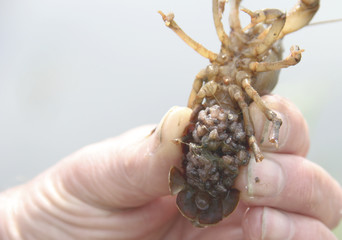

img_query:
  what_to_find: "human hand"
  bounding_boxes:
[1,95,341,240]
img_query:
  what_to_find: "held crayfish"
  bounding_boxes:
[159,0,319,227]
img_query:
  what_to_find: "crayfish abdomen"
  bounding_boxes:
[170,104,250,226]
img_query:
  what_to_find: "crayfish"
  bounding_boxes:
[159,0,319,227]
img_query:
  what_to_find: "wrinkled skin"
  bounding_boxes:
[1,96,341,240]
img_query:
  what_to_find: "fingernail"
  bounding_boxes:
[247,156,285,197]
[149,106,192,156]
[157,106,192,143]
[261,207,294,240]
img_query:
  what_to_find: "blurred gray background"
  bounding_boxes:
[0,0,341,199]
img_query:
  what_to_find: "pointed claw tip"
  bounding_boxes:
[255,154,264,162]
[269,138,279,149]
[241,8,253,16]
[158,10,165,18]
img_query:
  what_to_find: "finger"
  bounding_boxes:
[52,106,192,209]
[249,94,310,156]
[235,153,342,228]
[243,207,338,240]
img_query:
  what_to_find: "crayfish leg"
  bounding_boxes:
[278,0,320,39]
[158,11,218,62]
[187,69,206,109]
[212,0,230,49]
[240,78,282,148]
[249,46,304,72]
[243,9,286,56]
[229,0,243,33]
[228,84,264,162]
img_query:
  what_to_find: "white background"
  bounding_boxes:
[0,0,341,191]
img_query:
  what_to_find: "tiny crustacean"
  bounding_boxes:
[159,0,319,227]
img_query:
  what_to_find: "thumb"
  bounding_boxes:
[50,106,192,209]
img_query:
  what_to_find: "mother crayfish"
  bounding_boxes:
[159,0,319,227]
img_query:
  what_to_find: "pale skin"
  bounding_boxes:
[1,95,342,240]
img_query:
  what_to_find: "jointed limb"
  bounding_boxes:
[241,78,282,148]
[212,0,230,49]
[189,80,220,110]
[243,9,286,56]
[249,46,304,72]
[229,0,243,33]
[159,11,218,62]
[228,84,264,162]
[188,64,221,108]
[188,69,206,109]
